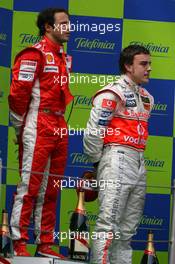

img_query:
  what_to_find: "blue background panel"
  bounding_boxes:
[0,125,8,183]
[0,8,12,67]
[13,0,68,12]
[124,0,175,22]
[147,79,174,137]
[67,16,123,74]
[6,185,16,216]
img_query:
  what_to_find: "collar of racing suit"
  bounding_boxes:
[120,74,140,94]
[42,35,64,54]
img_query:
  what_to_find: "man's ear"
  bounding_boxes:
[124,63,132,73]
[45,23,53,33]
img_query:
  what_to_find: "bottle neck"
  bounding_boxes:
[1,210,10,234]
[146,233,155,255]
[76,191,86,214]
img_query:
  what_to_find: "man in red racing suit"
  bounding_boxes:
[8,8,73,258]
[83,45,154,264]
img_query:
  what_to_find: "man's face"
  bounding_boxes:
[125,53,151,84]
[46,12,70,44]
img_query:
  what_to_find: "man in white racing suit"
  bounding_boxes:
[83,45,154,264]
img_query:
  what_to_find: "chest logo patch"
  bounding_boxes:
[44,66,59,73]
[45,52,55,64]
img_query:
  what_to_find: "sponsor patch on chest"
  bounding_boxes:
[124,92,137,107]
[141,96,151,111]
[141,96,150,104]
[45,52,55,64]
[125,99,137,107]
[43,65,59,73]
[124,92,135,99]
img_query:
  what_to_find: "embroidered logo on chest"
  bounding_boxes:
[124,92,137,108]
[141,96,150,111]
[45,52,55,64]
[43,66,59,73]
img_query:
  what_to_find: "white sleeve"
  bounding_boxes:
[9,110,24,135]
[83,91,119,163]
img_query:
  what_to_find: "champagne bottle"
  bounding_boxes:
[140,230,159,264]
[69,190,90,262]
[0,210,13,258]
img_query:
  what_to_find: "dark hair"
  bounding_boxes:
[37,8,69,36]
[119,45,150,74]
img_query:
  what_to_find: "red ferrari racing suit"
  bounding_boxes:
[9,36,73,244]
[83,75,154,264]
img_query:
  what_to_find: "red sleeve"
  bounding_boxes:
[8,48,43,116]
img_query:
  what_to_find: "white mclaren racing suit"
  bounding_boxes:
[83,75,154,264]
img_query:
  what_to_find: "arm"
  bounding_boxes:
[8,48,43,135]
[83,91,120,163]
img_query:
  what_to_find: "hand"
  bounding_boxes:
[77,170,98,202]
[83,170,96,180]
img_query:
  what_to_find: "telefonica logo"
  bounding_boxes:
[75,37,115,50]
[74,95,93,107]
[70,153,91,165]
[152,102,167,111]
[130,41,169,54]
[140,215,163,226]
[0,33,7,41]
[144,158,165,168]
[19,33,41,45]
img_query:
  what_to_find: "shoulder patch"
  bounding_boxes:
[98,119,109,126]
[101,110,112,118]
[20,60,37,72]
[102,99,116,110]
[18,71,34,81]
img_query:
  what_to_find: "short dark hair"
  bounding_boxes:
[119,45,150,74]
[37,8,69,36]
